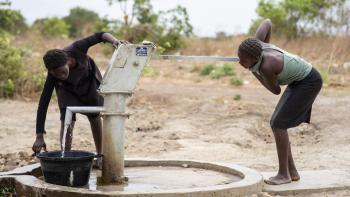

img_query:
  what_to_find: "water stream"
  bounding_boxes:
[61,124,69,157]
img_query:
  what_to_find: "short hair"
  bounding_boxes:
[238,38,262,61]
[43,49,68,70]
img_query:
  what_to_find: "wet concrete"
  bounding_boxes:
[88,166,241,192]
[0,159,263,197]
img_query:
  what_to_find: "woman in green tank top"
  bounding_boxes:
[237,19,323,185]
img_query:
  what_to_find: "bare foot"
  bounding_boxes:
[264,174,291,185]
[289,169,300,181]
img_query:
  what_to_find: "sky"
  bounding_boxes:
[10,0,259,37]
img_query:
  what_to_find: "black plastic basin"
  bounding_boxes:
[37,150,101,187]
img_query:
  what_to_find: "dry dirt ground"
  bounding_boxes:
[0,63,349,196]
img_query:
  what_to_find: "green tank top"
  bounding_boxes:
[249,45,312,85]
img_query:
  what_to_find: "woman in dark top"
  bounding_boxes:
[32,32,126,166]
[237,19,322,185]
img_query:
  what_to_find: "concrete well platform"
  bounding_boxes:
[0,159,263,197]
[262,170,350,195]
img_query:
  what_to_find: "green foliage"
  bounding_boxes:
[158,5,193,51]
[3,79,14,97]
[94,17,113,33]
[106,0,193,52]
[156,45,166,54]
[30,67,46,92]
[251,0,347,37]
[33,17,70,37]
[142,66,159,77]
[199,63,243,85]
[250,1,291,36]
[230,76,243,86]
[210,67,227,79]
[233,94,241,101]
[134,0,158,24]
[222,63,235,76]
[210,64,235,79]
[0,32,24,97]
[64,7,106,37]
[200,64,215,76]
[318,67,329,85]
[200,64,236,78]
[0,9,27,34]
[0,0,26,34]
[120,23,162,44]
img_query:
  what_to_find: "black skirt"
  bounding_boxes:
[270,67,323,129]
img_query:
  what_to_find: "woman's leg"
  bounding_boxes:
[88,115,102,154]
[288,142,300,181]
[265,128,292,185]
[60,120,75,151]
[88,115,102,169]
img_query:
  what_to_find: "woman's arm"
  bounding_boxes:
[259,65,281,95]
[36,73,55,135]
[252,72,273,91]
[33,73,55,153]
[102,32,128,47]
[260,72,281,95]
[252,72,280,94]
[255,19,272,43]
[71,32,127,54]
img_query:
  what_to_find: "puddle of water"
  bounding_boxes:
[87,166,241,192]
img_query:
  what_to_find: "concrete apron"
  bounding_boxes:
[262,170,350,195]
[0,159,263,197]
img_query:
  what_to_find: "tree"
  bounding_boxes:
[337,3,350,35]
[64,7,107,37]
[0,0,10,7]
[106,0,135,26]
[0,32,24,97]
[106,0,193,52]
[250,0,347,37]
[134,0,158,24]
[158,5,193,50]
[216,31,227,39]
[0,0,27,34]
[33,17,70,37]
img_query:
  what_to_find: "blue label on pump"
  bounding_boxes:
[136,47,148,56]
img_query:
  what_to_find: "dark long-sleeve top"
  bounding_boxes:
[36,32,105,134]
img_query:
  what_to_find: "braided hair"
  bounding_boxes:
[238,38,262,61]
[43,49,68,70]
